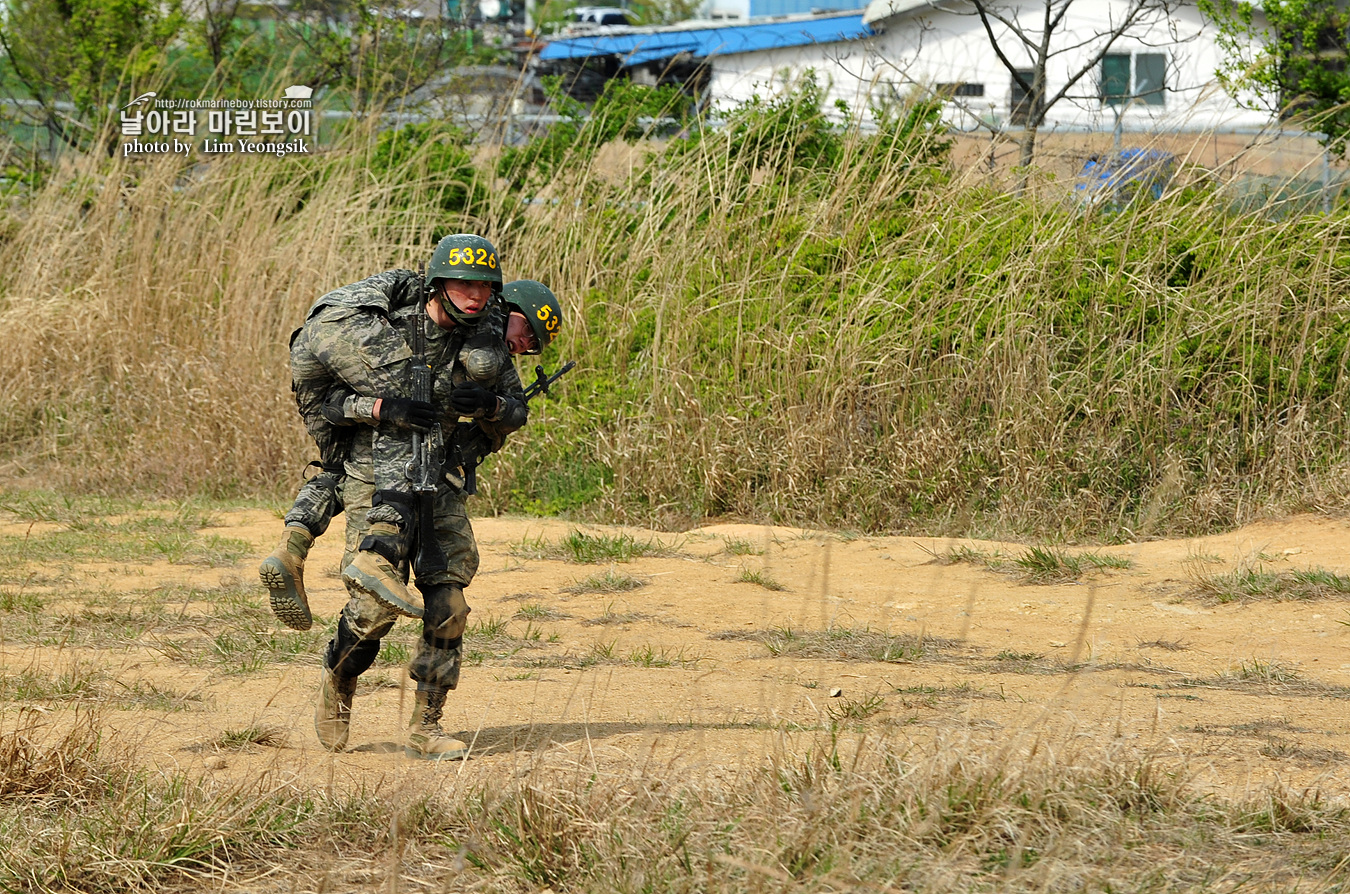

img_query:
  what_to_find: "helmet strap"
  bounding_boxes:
[440,296,490,325]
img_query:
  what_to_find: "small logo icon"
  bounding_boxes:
[284,85,313,99]
[121,91,156,110]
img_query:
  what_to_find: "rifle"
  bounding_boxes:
[452,360,576,495]
[405,262,447,590]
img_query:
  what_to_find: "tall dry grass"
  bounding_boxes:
[3,708,1349,891]
[2,95,1349,538]
[0,120,479,495]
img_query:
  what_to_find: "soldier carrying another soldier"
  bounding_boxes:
[260,234,563,759]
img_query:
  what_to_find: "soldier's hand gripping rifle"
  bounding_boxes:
[405,262,448,589]
[451,360,576,496]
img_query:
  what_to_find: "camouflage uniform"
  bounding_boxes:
[288,269,526,687]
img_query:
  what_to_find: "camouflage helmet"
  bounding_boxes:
[502,280,562,355]
[427,233,503,323]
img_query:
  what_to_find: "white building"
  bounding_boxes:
[698,0,863,23]
[705,0,1272,132]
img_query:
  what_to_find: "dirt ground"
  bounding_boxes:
[3,508,1350,796]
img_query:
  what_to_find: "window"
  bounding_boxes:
[1010,69,1040,125]
[1102,52,1166,106]
[936,82,986,97]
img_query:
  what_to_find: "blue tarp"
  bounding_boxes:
[1075,149,1175,205]
[538,14,873,67]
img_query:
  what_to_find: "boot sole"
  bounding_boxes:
[342,564,424,619]
[405,745,468,761]
[259,559,313,631]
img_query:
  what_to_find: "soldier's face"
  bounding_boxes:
[428,279,493,328]
[506,311,539,355]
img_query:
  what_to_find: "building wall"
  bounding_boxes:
[706,0,1273,132]
[700,0,866,20]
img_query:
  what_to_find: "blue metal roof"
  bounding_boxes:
[538,13,873,67]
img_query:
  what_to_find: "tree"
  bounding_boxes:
[275,0,474,109]
[958,0,1181,183]
[1200,0,1350,153]
[0,0,182,150]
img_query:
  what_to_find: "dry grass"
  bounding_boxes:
[562,569,646,594]
[1190,565,1350,603]
[715,625,953,664]
[1,105,1349,540]
[4,712,1350,891]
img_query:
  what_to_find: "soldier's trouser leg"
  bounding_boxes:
[342,487,422,618]
[316,474,403,749]
[284,470,346,538]
[262,471,345,631]
[409,584,469,691]
[406,484,480,755]
[315,591,399,751]
[335,474,408,648]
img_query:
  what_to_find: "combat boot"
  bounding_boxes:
[314,665,358,751]
[406,688,468,761]
[259,525,315,631]
[341,521,423,618]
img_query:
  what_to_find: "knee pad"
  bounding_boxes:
[357,529,404,564]
[423,584,471,645]
[410,636,462,690]
[325,614,392,678]
[371,490,414,527]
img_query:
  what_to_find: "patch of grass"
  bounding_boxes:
[1083,552,1133,570]
[357,674,402,693]
[0,587,43,612]
[189,628,327,674]
[1168,660,1350,697]
[0,580,287,649]
[920,543,996,566]
[717,625,949,663]
[922,543,1130,583]
[983,650,1063,675]
[583,603,649,626]
[893,682,995,708]
[515,603,568,621]
[0,665,106,701]
[1259,738,1347,765]
[590,640,619,661]
[0,491,145,524]
[115,681,207,712]
[0,512,249,569]
[626,644,705,668]
[469,615,512,639]
[1187,719,1307,737]
[827,693,886,723]
[213,725,288,751]
[1233,658,1304,685]
[460,616,554,665]
[563,569,646,594]
[8,695,1350,891]
[1137,639,1188,651]
[994,650,1042,662]
[722,537,762,556]
[1014,546,1131,582]
[377,641,413,666]
[734,568,786,591]
[521,639,632,670]
[512,530,675,564]
[1191,566,1350,603]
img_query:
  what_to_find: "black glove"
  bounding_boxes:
[450,382,500,418]
[379,398,436,432]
